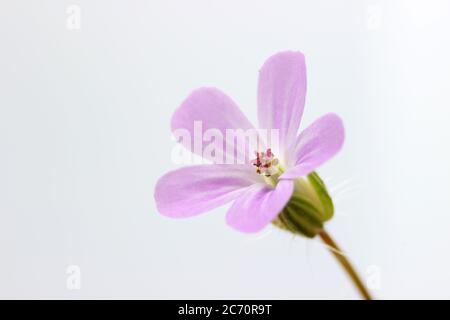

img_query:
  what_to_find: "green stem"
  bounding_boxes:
[319,230,373,300]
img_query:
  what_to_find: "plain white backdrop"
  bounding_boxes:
[1,0,450,299]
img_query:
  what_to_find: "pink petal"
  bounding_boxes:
[257,51,307,154]
[226,180,294,233]
[281,113,345,179]
[155,164,262,218]
[171,88,257,164]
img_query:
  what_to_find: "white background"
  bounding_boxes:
[1,0,450,299]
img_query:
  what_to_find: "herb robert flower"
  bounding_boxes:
[154,51,372,299]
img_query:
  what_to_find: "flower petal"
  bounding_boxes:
[257,51,307,154]
[155,164,262,218]
[171,87,258,164]
[226,180,294,233]
[281,113,345,179]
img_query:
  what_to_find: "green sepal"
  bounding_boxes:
[272,171,334,238]
[307,171,334,222]
[274,194,323,238]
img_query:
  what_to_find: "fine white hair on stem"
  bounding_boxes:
[322,175,362,217]
[328,177,361,201]
[320,242,347,257]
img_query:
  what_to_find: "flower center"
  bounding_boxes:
[251,148,279,177]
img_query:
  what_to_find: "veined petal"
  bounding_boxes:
[226,180,294,233]
[257,51,307,155]
[171,88,259,164]
[155,164,262,218]
[281,113,345,180]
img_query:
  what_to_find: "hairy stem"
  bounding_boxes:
[319,230,373,300]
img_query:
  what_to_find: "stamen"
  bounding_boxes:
[251,148,279,177]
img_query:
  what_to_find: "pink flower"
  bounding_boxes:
[154,51,345,233]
